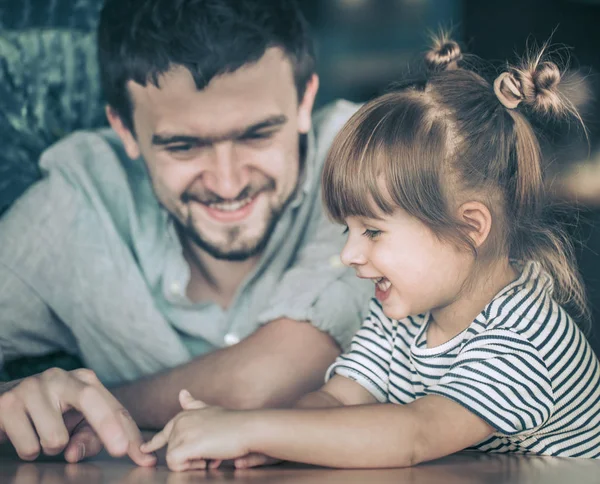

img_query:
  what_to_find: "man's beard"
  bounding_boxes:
[177,178,292,261]
[179,203,285,261]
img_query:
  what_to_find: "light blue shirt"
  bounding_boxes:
[0,100,372,384]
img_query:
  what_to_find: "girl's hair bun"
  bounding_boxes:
[425,36,462,71]
[495,47,581,120]
[516,60,563,115]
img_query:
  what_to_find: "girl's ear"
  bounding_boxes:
[458,201,492,248]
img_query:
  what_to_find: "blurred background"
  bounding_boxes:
[304,0,600,354]
[305,0,600,110]
[1,0,600,355]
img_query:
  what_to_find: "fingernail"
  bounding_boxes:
[77,443,86,462]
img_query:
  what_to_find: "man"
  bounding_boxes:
[0,0,370,466]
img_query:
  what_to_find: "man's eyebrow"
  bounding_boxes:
[151,134,208,146]
[240,115,288,136]
[151,115,288,147]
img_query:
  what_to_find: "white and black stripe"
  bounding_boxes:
[327,261,600,458]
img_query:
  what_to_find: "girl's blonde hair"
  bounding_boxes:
[323,36,589,325]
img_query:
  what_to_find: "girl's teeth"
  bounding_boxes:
[376,279,391,291]
[209,196,253,212]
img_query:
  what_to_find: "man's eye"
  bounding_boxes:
[242,131,274,141]
[362,229,382,240]
[166,144,193,152]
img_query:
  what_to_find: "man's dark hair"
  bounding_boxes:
[98,0,316,132]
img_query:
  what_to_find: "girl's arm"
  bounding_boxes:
[249,394,494,468]
[149,393,495,470]
[232,374,378,468]
[295,375,379,408]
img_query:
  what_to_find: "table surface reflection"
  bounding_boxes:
[2,445,600,484]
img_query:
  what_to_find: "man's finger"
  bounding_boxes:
[1,400,40,461]
[65,373,155,465]
[20,386,70,456]
[117,409,157,467]
[64,422,104,463]
[56,378,130,457]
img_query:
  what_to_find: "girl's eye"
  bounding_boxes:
[362,229,382,240]
[342,226,349,235]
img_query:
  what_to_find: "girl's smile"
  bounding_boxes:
[374,277,392,301]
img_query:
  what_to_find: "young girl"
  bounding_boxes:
[141,37,600,471]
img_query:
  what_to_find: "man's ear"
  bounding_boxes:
[458,201,493,248]
[105,105,141,160]
[297,74,319,134]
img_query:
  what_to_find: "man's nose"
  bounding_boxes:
[204,142,246,199]
[340,236,368,267]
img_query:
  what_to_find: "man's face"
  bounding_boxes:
[110,48,317,260]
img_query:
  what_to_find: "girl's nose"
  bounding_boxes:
[340,237,368,267]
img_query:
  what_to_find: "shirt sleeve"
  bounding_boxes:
[324,299,395,402]
[0,259,78,372]
[425,329,555,436]
[0,176,81,373]
[257,204,372,350]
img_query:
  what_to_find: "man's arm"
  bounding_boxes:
[111,317,340,428]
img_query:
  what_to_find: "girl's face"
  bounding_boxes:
[340,208,475,321]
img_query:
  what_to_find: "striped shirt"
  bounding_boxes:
[327,261,600,458]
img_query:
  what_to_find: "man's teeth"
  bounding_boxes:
[209,196,253,212]
[375,278,391,292]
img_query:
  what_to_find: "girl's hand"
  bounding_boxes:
[179,391,281,470]
[180,393,280,470]
[234,453,282,469]
[140,389,254,472]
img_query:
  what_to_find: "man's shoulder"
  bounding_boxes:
[312,99,361,152]
[0,128,152,258]
[39,128,133,184]
[37,129,153,226]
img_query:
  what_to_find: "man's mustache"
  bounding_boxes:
[182,178,276,205]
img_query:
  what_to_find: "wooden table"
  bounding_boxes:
[2,447,600,484]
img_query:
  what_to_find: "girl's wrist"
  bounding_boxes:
[242,409,278,456]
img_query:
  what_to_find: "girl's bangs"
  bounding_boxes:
[323,105,400,224]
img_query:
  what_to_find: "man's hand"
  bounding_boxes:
[0,368,156,466]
